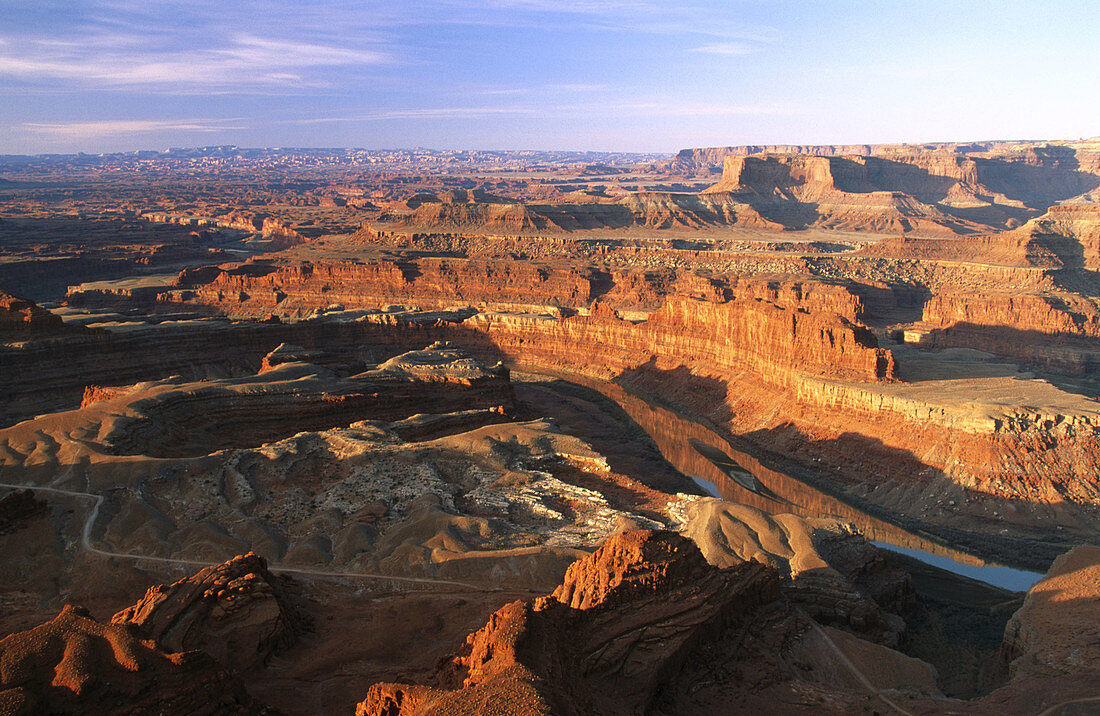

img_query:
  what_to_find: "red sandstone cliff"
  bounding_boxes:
[357,530,787,715]
[358,529,941,715]
[0,291,84,341]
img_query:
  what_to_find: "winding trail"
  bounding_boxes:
[797,608,915,716]
[0,482,490,591]
[1036,695,1100,716]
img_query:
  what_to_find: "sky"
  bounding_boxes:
[1,0,1097,154]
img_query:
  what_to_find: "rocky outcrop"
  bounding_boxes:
[679,500,909,646]
[471,294,895,384]
[358,530,784,715]
[995,545,1100,682]
[697,143,1100,236]
[179,257,596,315]
[0,291,83,341]
[358,530,941,715]
[112,552,300,671]
[661,144,881,175]
[94,343,514,458]
[0,604,258,715]
[918,291,1100,374]
[704,155,970,236]
[258,343,325,373]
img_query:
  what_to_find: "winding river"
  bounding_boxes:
[521,372,1045,591]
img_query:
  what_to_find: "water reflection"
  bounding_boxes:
[535,373,1045,589]
[688,438,791,504]
[872,542,1043,592]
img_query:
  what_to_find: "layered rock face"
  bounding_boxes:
[0,313,506,427]
[368,140,1099,236]
[13,260,1100,534]
[177,257,596,315]
[469,294,894,384]
[662,143,883,175]
[701,152,1085,237]
[1,267,889,423]
[172,259,892,383]
[0,604,258,715]
[919,290,1100,374]
[996,545,1100,683]
[69,343,514,459]
[0,290,85,341]
[679,499,909,646]
[358,530,938,715]
[112,552,300,671]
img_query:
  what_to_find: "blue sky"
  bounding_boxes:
[1,0,1097,154]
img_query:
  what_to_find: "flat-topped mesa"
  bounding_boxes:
[1013,202,1100,268]
[701,149,1100,235]
[705,154,838,194]
[95,343,515,458]
[668,138,1100,177]
[388,200,554,233]
[0,290,85,341]
[175,258,596,316]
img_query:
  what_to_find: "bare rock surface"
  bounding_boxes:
[112,552,301,671]
[358,530,942,715]
[0,604,259,715]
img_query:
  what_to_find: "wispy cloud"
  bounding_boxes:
[690,41,756,56]
[275,100,791,126]
[0,32,388,92]
[473,83,608,96]
[279,107,539,124]
[600,101,794,117]
[21,119,245,138]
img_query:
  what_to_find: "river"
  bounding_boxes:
[520,372,1046,592]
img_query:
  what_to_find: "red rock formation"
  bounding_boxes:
[162,258,894,384]
[258,343,325,373]
[112,552,300,671]
[358,530,947,715]
[917,545,1100,713]
[995,545,1100,683]
[80,384,135,407]
[0,290,77,341]
[96,343,515,458]
[178,258,595,315]
[918,290,1100,373]
[0,604,258,714]
[472,294,895,384]
[358,530,785,715]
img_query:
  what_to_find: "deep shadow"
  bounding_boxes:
[848,281,933,326]
[608,358,1089,571]
[3,311,1094,572]
[0,216,256,301]
[920,322,1100,389]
